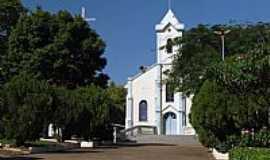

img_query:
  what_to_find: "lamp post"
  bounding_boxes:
[214,28,231,61]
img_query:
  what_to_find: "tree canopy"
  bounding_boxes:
[0,0,25,34]
[170,22,270,152]
[4,9,109,88]
[209,43,270,130]
[0,0,25,83]
[170,23,270,95]
[0,2,127,146]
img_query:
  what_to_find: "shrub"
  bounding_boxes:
[191,80,241,152]
[1,73,54,146]
[52,85,112,141]
[191,80,270,153]
[0,73,126,144]
[230,147,270,160]
[240,129,270,148]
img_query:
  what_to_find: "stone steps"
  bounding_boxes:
[129,135,200,146]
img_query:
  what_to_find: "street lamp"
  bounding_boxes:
[214,28,231,61]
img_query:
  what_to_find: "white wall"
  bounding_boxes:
[131,66,159,127]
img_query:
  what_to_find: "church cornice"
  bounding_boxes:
[155,22,184,32]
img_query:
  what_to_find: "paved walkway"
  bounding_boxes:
[2,144,214,160]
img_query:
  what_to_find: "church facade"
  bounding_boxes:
[125,9,195,135]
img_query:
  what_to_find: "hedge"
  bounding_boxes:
[230,147,270,160]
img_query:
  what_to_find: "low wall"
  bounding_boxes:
[212,149,229,160]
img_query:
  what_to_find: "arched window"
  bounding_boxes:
[166,38,173,53]
[139,100,148,121]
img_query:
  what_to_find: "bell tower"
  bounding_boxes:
[155,9,184,64]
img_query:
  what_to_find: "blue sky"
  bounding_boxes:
[22,0,270,84]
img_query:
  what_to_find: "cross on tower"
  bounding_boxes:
[81,6,96,23]
[168,0,172,10]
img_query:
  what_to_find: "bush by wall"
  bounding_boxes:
[190,80,241,152]
[230,147,270,160]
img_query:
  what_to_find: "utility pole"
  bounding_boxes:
[214,28,231,61]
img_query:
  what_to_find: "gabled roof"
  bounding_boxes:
[127,63,158,82]
[155,9,184,31]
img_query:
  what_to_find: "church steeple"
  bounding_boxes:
[155,9,184,32]
[155,8,184,64]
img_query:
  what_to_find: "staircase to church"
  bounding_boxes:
[128,135,200,146]
[119,126,199,146]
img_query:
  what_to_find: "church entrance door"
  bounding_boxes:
[164,112,177,135]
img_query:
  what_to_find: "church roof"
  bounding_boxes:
[155,9,184,31]
[127,63,158,82]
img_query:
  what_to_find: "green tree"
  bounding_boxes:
[170,23,270,95]
[169,25,220,95]
[0,0,25,83]
[52,85,111,141]
[0,91,4,138]
[51,84,126,142]
[106,83,126,125]
[1,73,53,146]
[5,9,108,88]
[210,43,270,130]
[191,24,270,152]
[0,0,25,34]
[50,87,80,141]
[191,80,241,152]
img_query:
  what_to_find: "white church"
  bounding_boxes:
[125,8,195,136]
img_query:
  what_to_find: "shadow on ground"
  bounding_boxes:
[114,143,177,147]
[36,149,104,154]
[1,143,178,160]
[32,143,177,154]
[0,157,43,160]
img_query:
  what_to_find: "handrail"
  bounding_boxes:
[120,125,157,133]
[120,125,157,134]
[111,123,125,128]
[117,125,158,141]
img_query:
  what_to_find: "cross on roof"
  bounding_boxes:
[168,0,172,10]
[81,7,96,23]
